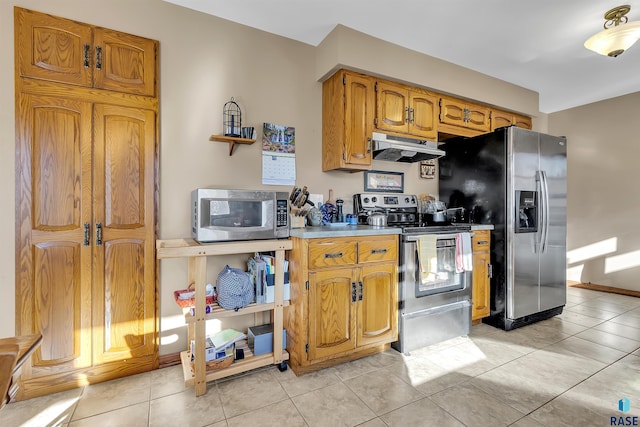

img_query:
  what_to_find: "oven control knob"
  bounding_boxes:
[372,197,377,203]
[363,197,370,204]
[405,197,410,203]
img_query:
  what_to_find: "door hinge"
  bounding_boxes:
[305,280,309,290]
[305,344,309,353]
[375,82,378,92]
[374,117,378,126]
[488,264,493,279]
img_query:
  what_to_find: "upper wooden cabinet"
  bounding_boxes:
[322,70,375,171]
[375,81,438,140]
[439,96,491,134]
[491,109,533,131]
[321,69,533,170]
[16,7,157,97]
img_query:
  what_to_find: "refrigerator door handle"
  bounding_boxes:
[539,170,550,253]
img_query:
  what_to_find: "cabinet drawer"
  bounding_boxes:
[472,230,490,252]
[358,237,398,264]
[308,240,357,269]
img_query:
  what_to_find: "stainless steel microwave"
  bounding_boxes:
[191,189,289,243]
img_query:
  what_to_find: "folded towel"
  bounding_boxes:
[462,232,473,272]
[417,235,438,281]
[455,232,473,272]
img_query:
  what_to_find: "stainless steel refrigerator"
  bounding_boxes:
[439,126,567,330]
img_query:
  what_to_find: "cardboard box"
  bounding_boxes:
[247,324,286,356]
[190,339,234,362]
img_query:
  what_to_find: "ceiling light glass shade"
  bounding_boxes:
[584,21,640,57]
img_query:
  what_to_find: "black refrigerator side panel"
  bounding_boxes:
[439,128,508,326]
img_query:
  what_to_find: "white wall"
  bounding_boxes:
[549,92,640,292]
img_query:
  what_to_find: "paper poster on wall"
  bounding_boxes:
[261,123,296,186]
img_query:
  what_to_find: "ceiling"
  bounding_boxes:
[163,0,640,113]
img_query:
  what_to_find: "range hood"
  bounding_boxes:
[371,132,445,163]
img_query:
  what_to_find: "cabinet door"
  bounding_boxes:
[409,91,438,139]
[472,251,491,320]
[16,7,93,87]
[376,81,409,134]
[465,103,491,132]
[92,104,157,364]
[513,114,532,130]
[357,264,398,347]
[344,73,375,166]
[491,110,514,131]
[439,97,466,127]
[93,28,157,97]
[308,269,357,360]
[16,94,94,377]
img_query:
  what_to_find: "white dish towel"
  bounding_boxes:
[455,232,473,273]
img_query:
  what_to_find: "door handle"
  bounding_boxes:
[83,223,90,246]
[405,107,410,123]
[95,46,103,70]
[358,281,363,301]
[540,170,550,254]
[370,248,388,255]
[352,282,357,303]
[96,222,103,246]
[83,44,90,68]
[324,252,343,259]
[367,137,371,154]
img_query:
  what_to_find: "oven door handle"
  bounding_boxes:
[403,232,474,242]
[401,300,471,319]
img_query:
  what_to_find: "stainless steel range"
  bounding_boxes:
[354,193,473,355]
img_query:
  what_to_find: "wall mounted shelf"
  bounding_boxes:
[209,135,255,156]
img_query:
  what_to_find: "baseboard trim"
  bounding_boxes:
[567,281,640,298]
[159,352,182,369]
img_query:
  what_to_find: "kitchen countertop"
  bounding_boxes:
[289,225,402,239]
[289,223,493,239]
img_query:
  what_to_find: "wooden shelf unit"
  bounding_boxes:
[156,238,292,396]
[209,135,256,156]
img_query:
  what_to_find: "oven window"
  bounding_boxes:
[415,238,464,297]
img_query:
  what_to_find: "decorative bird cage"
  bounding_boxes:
[223,97,242,137]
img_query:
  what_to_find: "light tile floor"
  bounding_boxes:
[2,286,640,426]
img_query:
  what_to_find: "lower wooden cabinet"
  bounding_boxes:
[287,235,398,374]
[472,230,492,321]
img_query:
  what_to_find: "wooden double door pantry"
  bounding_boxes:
[14,7,158,399]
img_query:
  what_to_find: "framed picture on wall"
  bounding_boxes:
[420,159,437,179]
[364,170,404,193]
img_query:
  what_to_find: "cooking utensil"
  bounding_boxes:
[290,186,299,202]
[293,185,307,207]
[367,212,387,227]
[326,189,334,206]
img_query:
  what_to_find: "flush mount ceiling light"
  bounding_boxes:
[584,5,640,57]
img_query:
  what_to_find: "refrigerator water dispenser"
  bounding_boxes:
[515,190,537,233]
